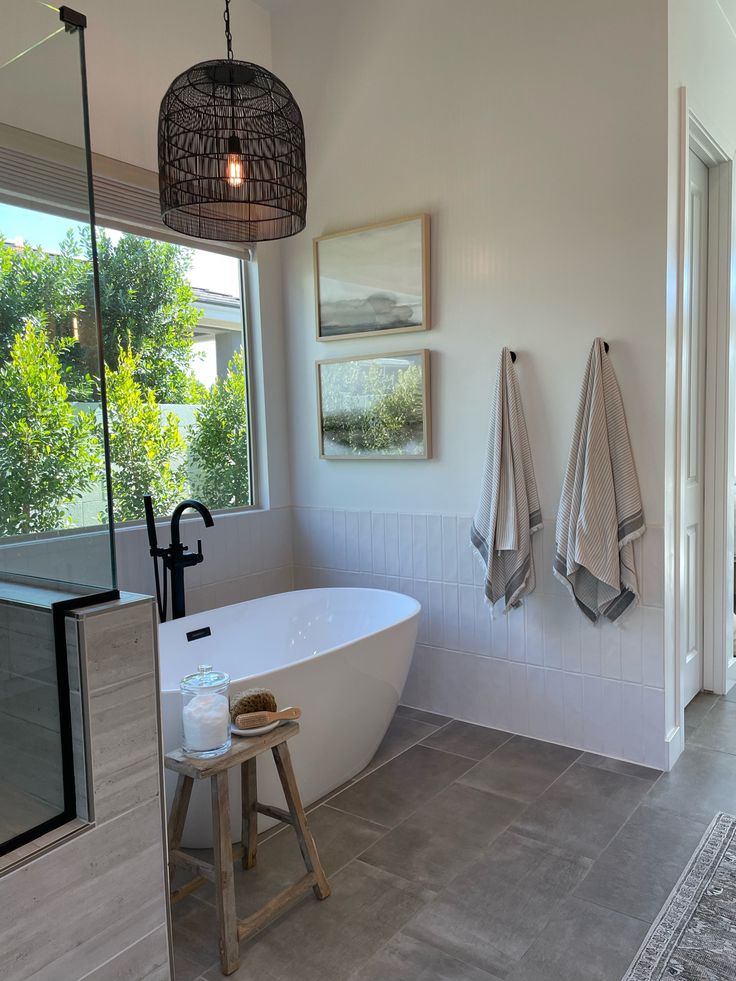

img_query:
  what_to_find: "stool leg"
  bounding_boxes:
[167,774,193,884]
[272,742,331,900]
[241,758,258,870]
[211,771,239,975]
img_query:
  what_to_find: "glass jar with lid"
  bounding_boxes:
[180,664,231,758]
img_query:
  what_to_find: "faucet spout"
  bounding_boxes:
[170,499,215,548]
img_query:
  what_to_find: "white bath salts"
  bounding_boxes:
[182,692,230,752]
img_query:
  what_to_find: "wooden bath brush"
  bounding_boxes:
[230,687,277,722]
[234,707,302,730]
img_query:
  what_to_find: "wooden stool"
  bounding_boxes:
[165,722,330,976]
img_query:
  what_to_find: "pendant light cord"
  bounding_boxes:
[223,0,234,60]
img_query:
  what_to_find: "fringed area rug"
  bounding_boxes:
[622,812,736,979]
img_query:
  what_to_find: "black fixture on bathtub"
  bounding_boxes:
[144,496,214,622]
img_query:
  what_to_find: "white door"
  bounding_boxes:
[682,149,709,707]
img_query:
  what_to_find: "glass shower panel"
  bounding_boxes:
[0,7,115,856]
[0,3,116,591]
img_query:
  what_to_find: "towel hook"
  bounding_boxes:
[603,341,610,353]
[509,351,517,363]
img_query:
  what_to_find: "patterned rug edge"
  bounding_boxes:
[621,810,736,981]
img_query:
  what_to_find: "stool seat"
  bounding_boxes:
[165,721,330,976]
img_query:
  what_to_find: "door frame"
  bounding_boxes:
[668,88,735,766]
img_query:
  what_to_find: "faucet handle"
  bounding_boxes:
[196,539,204,563]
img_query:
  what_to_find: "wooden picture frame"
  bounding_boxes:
[316,349,432,460]
[313,214,430,341]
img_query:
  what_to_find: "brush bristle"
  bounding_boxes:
[230,687,277,721]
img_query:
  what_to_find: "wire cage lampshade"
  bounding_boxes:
[158,3,306,243]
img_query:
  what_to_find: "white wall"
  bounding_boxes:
[271,0,671,766]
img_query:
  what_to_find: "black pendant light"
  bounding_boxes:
[158,0,306,243]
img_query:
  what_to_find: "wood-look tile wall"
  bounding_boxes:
[0,594,172,981]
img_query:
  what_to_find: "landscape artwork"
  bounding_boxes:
[314,215,430,340]
[316,350,431,459]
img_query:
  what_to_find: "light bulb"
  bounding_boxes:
[226,134,245,187]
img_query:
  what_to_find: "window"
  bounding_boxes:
[0,201,254,541]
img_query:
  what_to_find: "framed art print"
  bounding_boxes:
[313,214,430,341]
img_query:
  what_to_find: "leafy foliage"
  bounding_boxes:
[0,229,201,402]
[321,362,424,453]
[188,349,250,509]
[0,323,102,535]
[104,347,187,523]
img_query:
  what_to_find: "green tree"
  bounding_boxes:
[0,323,101,535]
[188,349,250,509]
[0,229,201,402]
[104,347,187,523]
[93,230,201,402]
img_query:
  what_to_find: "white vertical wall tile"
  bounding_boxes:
[458,585,475,653]
[457,516,474,585]
[428,580,445,649]
[412,579,430,645]
[318,508,334,567]
[508,662,529,735]
[412,515,428,580]
[561,604,582,674]
[620,609,643,683]
[542,597,564,670]
[332,509,347,570]
[384,512,400,576]
[371,512,386,575]
[600,679,622,759]
[583,675,605,754]
[563,673,584,748]
[508,606,526,662]
[398,514,414,578]
[601,625,622,680]
[526,665,546,739]
[641,607,665,688]
[580,618,602,676]
[544,670,565,744]
[359,511,373,573]
[525,598,544,665]
[426,514,443,580]
[642,687,666,769]
[442,515,458,583]
[482,657,512,733]
[620,683,644,763]
[473,588,492,656]
[443,583,459,651]
[345,510,360,572]
[490,605,508,660]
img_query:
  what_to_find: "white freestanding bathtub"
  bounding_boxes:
[158,587,420,847]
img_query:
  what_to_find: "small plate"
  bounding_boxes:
[231,720,280,738]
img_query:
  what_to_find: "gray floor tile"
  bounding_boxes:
[329,745,475,827]
[172,898,220,977]
[350,932,497,981]
[688,698,736,754]
[404,830,591,977]
[421,720,511,760]
[358,715,440,776]
[458,735,580,803]
[684,691,719,728]
[574,803,710,922]
[513,761,652,859]
[646,744,736,822]
[202,860,434,981]
[724,686,736,702]
[360,783,524,890]
[396,705,453,727]
[505,897,648,981]
[578,752,661,783]
[180,804,388,918]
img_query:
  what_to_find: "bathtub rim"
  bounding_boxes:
[157,586,421,694]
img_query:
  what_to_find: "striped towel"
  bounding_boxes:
[471,348,542,610]
[554,338,645,622]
